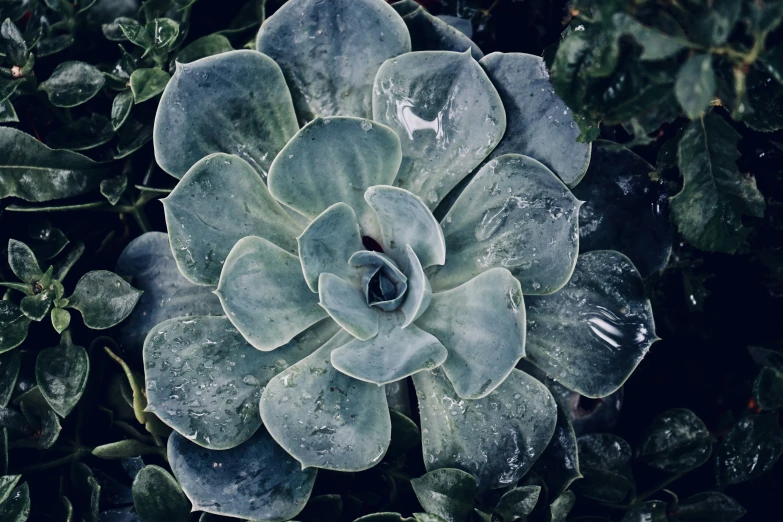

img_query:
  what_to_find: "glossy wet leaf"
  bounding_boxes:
[716,414,783,485]
[0,304,31,351]
[318,273,379,341]
[410,468,476,522]
[257,0,410,122]
[8,239,41,284]
[332,312,446,385]
[638,408,712,473]
[0,483,29,522]
[268,117,401,237]
[373,50,505,209]
[480,53,589,187]
[525,251,657,398]
[298,203,364,292]
[175,34,233,64]
[619,501,667,522]
[35,333,89,417]
[434,154,579,295]
[675,54,715,120]
[531,405,581,497]
[677,492,746,522]
[413,368,557,489]
[164,153,302,285]
[260,331,391,471]
[132,465,191,522]
[365,185,445,268]
[392,2,483,61]
[145,315,337,449]
[753,366,783,410]
[1,18,26,65]
[572,434,633,503]
[66,270,142,329]
[47,114,116,151]
[671,113,765,253]
[39,61,105,107]
[130,68,170,103]
[0,351,20,407]
[494,485,540,521]
[217,236,327,351]
[0,127,110,202]
[168,428,316,521]
[572,141,672,277]
[154,50,299,179]
[115,232,223,363]
[417,268,525,399]
[0,475,20,506]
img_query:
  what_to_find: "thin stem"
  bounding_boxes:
[104,346,148,426]
[115,421,154,444]
[15,449,89,475]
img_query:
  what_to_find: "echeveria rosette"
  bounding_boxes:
[135,0,664,518]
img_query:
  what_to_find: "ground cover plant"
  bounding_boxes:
[1,1,782,522]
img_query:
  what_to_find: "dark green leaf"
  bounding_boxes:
[8,239,41,284]
[0,475,20,505]
[103,17,139,41]
[410,468,476,522]
[100,174,128,205]
[114,118,153,159]
[111,90,134,130]
[690,0,741,46]
[716,414,783,485]
[494,486,540,521]
[675,54,715,120]
[26,221,69,261]
[53,242,85,281]
[742,64,783,132]
[386,408,421,459]
[754,366,783,410]
[0,128,110,202]
[572,433,634,503]
[0,483,29,522]
[549,491,575,522]
[129,68,170,103]
[1,18,26,65]
[531,405,581,497]
[0,428,6,474]
[175,33,232,64]
[35,331,90,417]
[66,270,142,329]
[36,34,75,57]
[637,408,712,472]
[676,492,746,522]
[0,351,20,407]
[39,61,106,107]
[51,307,71,334]
[0,99,18,123]
[47,114,116,151]
[0,301,29,353]
[132,465,191,522]
[37,408,61,449]
[619,501,667,522]
[671,113,765,253]
[20,291,53,321]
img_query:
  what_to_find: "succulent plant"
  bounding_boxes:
[120,0,664,520]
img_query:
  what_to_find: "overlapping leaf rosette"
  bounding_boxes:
[116,0,667,520]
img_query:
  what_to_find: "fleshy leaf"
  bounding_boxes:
[572,141,672,277]
[494,485,541,521]
[132,465,191,522]
[572,434,633,503]
[8,239,42,284]
[373,50,506,209]
[154,50,299,179]
[0,302,30,353]
[480,53,590,187]
[0,351,20,407]
[35,332,90,417]
[298,203,364,292]
[130,67,170,103]
[637,408,712,473]
[413,368,557,489]
[531,405,581,497]
[549,491,576,522]
[365,185,445,268]
[525,251,657,398]
[392,3,483,60]
[256,0,411,121]
[416,268,525,399]
[168,429,316,521]
[754,366,783,410]
[671,113,765,253]
[318,273,379,341]
[433,154,579,295]
[39,61,105,107]
[410,468,477,522]
[331,312,446,385]
[66,270,142,329]
[145,316,337,450]
[400,245,432,327]
[620,501,668,522]
[115,232,223,364]
[675,54,715,120]
[677,492,746,522]
[268,117,401,238]
[163,153,303,286]
[0,483,29,522]
[20,291,53,321]
[716,414,783,486]
[0,127,110,203]
[260,331,391,471]
[216,236,327,351]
